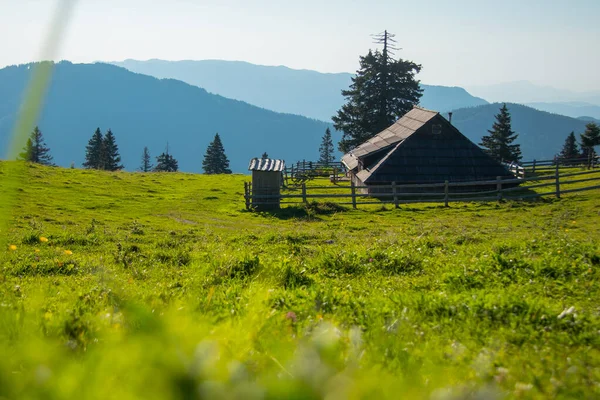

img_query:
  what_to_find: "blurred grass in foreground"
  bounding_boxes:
[0,163,599,399]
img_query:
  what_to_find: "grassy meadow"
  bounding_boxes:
[0,161,599,399]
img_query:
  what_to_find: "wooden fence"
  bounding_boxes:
[244,166,600,210]
[522,156,598,174]
[284,160,346,185]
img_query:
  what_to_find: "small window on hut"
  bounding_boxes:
[432,124,442,135]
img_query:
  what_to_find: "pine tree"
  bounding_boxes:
[558,132,579,165]
[19,126,53,165]
[83,128,105,169]
[261,152,269,159]
[580,122,600,168]
[154,144,178,172]
[202,133,232,174]
[102,129,123,171]
[140,146,153,172]
[318,127,335,165]
[479,104,522,162]
[333,31,422,153]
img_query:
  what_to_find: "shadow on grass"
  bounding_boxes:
[243,186,557,219]
[244,201,348,220]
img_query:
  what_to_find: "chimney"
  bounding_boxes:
[448,112,453,124]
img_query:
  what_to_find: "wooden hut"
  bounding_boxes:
[341,107,516,193]
[248,158,285,210]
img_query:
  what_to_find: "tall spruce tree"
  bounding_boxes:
[83,128,105,169]
[19,126,54,165]
[558,132,579,165]
[202,133,232,174]
[140,146,153,172]
[102,129,123,171]
[261,152,269,159]
[318,127,335,165]
[154,144,178,172]
[333,31,422,152]
[479,103,522,162]
[580,122,600,168]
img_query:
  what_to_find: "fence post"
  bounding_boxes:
[444,180,449,207]
[302,182,307,204]
[496,176,503,201]
[303,159,306,171]
[392,181,398,208]
[333,167,337,183]
[532,159,536,174]
[555,163,561,199]
[244,182,250,210]
[350,180,357,209]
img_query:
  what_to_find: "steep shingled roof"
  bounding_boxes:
[341,107,439,171]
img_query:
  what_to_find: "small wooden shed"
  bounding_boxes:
[248,158,285,210]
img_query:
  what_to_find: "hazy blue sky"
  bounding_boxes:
[1,0,599,91]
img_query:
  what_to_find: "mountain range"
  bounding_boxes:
[0,60,596,173]
[111,59,489,121]
[0,62,334,173]
[111,59,595,159]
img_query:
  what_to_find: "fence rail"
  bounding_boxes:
[244,166,600,210]
[521,156,599,173]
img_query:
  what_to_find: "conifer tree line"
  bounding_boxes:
[479,103,522,163]
[202,133,232,174]
[558,123,600,167]
[19,126,54,166]
[153,144,179,172]
[318,127,335,165]
[333,30,422,153]
[83,128,123,171]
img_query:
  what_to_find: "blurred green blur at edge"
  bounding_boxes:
[1,0,77,247]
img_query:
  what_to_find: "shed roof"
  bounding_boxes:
[248,158,285,172]
[341,107,438,170]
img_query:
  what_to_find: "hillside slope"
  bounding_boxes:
[451,103,590,160]
[111,59,489,120]
[0,62,334,172]
[1,162,599,398]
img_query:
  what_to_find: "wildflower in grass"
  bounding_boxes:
[9,244,17,251]
[64,250,73,255]
[571,221,577,224]
[39,237,48,243]
[34,249,40,253]
[285,311,297,323]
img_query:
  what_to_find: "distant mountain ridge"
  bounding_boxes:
[467,81,600,106]
[110,59,596,161]
[451,103,591,160]
[0,62,335,173]
[110,59,489,121]
[525,102,600,120]
[1,61,595,171]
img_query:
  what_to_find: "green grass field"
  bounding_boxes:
[1,161,599,399]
